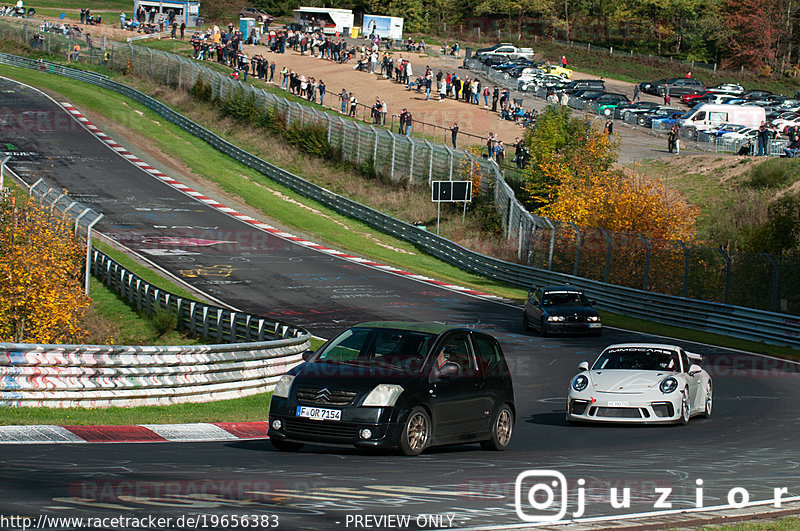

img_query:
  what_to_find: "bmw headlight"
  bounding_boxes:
[273,375,295,399]
[587,315,600,322]
[660,377,678,394]
[362,384,404,407]
[572,375,589,392]
[548,315,566,322]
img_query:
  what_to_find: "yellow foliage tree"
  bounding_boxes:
[0,193,90,343]
[540,168,699,242]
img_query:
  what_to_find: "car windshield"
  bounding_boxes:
[314,327,435,372]
[542,291,587,306]
[592,348,680,371]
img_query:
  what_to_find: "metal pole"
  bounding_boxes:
[84,214,104,295]
[436,200,441,235]
[0,155,11,190]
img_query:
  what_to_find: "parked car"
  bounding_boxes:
[617,101,660,120]
[477,45,535,62]
[709,83,745,95]
[544,65,573,78]
[652,110,688,129]
[268,322,516,456]
[706,123,751,137]
[565,79,605,92]
[522,286,602,336]
[567,343,712,424]
[239,7,272,23]
[593,93,631,116]
[638,78,670,95]
[679,103,766,132]
[658,78,706,97]
[637,107,683,127]
[474,42,515,56]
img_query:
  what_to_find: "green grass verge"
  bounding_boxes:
[0,392,272,425]
[688,516,800,530]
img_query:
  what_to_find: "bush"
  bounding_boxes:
[223,89,259,124]
[191,78,213,102]
[149,304,178,337]
[746,158,800,189]
[285,121,331,158]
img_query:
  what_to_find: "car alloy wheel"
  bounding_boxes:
[679,391,690,425]
[400,407,431,456]
[481,405,514,450]
[637,117,646,126]
[703,383,713,417]
[603,108,611,116]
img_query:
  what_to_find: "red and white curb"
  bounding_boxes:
[61,103,506,302]
[0,422,269,444]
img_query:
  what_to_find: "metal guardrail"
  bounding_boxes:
[1,170,310,408]
[1,51,798,348]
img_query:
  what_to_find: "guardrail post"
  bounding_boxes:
[570,222,582,276]
[677,240,690,298]
[717,248,731,305]
[763,253,779,312]
[638,234,651,291]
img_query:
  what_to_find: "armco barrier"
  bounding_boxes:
[1,176,310,408]
[1,53,798,348]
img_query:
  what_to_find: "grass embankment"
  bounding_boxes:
[2,58,798,362]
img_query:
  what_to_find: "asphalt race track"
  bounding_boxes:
[1,76,799,530]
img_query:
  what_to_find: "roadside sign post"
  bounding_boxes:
[431,181,472,235]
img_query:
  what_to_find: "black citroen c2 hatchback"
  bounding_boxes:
[268,322,515,456]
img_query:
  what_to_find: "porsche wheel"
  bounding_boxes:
[481,405,514,451]
[702,383,713,418]
[679,391,690,425]
[400,407,431,456]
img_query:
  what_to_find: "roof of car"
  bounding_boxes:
[603,343,682,352]
[354,321,458,334]
[540,285,585,293]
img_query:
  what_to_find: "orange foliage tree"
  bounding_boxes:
[0,193,90,343]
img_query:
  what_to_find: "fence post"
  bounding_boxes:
[178,59,183,88]
[638,234,651,291]
[326,113,332,144]
[600,228,611,283]
[372,126,379,163]
[390,135,396,179]
[148,47,153,76]
[426,140,434,183]
[677,240,690,298]
[570,222,582,276]
[717,248,731,305]
[408,139,415,182]
[763,253,779,312]
[354,122,361,163]
[448,147,454,180]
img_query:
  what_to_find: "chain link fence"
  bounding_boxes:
[3,18,799,316]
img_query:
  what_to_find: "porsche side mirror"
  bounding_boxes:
[688,363,702,376]
[438,362,460,378]
[301,350,315,361]
[578,361,589,371]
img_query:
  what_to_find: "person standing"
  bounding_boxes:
[561,55,567,68]
[757,121,768,156]
[633,85,640,102]
[381,99,387,125]
[451,123,459,148]
[319,80,326,105]
[492,86,499,112]
[180,21,185,39]
[348,93,358,117]
[404,109,413,136]
[667,125,677,153]
[340,88,349,113]
[495,141,505,165]
[119,11,126,29]
[269,61,276,83]
[514,137,524,168]
[604,119,613,136]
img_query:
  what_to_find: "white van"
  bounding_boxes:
[679,104,766,132]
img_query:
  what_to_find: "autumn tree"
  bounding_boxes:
[522,104,618,211]
[0,193,90,343]
[723,0,789,70]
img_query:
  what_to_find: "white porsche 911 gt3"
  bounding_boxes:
[567,343,712,424]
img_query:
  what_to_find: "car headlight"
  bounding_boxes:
[572,375,589,392]
[273,375,295,399]
[660,377,678,394]
[548,315,565,322]
[587,315,600,322]
[362,384,404,407]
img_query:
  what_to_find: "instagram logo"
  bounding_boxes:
[514,470,568,522]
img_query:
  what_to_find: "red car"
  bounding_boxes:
[680,90,713,105]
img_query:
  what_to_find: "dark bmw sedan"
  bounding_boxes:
[268,322,515,456]
[523,286,602,336]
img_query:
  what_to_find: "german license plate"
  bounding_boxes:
[589,323,602,328]
[608,401,629,407]
[296,406,342,421]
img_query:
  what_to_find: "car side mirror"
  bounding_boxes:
[688,364,702,375]
[438,362,460,378]
[301,350,315,361]
[578,361,589,371]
